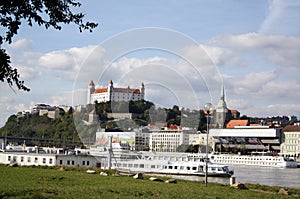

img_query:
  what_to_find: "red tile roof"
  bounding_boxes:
[169,124,179,130]
[230,110,240,114]
[283,125,300,132]
[94,88,108,93]
[94,87,141,94]
[113,88,141,94]
[226,120,248,128]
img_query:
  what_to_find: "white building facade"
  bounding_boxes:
[0,152,100,168]
[281,126,300,156]
[149,128,199,152]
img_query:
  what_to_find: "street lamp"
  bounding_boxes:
[204,102,213,186]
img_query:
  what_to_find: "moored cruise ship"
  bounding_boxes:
[209,152,298,168]
[111,151,233,177]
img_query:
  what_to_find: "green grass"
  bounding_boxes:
[0,165,299,199]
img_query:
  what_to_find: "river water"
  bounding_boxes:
[153,166,300,189]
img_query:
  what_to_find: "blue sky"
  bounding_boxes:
[1,0,300,127]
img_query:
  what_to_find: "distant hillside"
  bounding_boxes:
[0,110,78,142]
[0,100,209,146]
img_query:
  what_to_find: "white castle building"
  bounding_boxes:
[87,80,145,104]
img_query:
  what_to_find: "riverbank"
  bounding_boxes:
[0,165,299,198]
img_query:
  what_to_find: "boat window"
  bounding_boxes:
[174,166,178,169]
[43,158,46,164]
[169,166,173,169]
[180,166,184,170]
[27,157,31,163]
[140,164,144,168]
[134,164,138,168]
[49,158,53,164]
[211,167,216,171]
[151,165,155,168]
[8,156,11,161]
[128,164,133,167]
[187,167,190,170]
[192,167,197,170]
[21,156,24,162]
[123,163,127,167]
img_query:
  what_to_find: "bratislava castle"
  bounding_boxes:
[87,80,145,104]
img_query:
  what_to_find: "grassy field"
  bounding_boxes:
[0,165,299,199]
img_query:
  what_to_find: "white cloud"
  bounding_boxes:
[257,80,300,101]
[9,38,34,50]
[209,33,300,69]
[259,0,300,36]
[229,71,278,94]
[244,103,300,118]
[50,89,87,107]
[17,66,42,80]
[39,51,75,70]
[201,45,242,67]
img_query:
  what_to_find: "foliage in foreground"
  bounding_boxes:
[0,165,299,199]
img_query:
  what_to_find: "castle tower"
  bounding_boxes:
[107,80,114,101]
[87,80,95,104]
[215,84,228,128]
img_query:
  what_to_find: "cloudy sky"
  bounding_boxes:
[1,0,300,127]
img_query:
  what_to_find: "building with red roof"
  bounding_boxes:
[226,120,249,128]
[87,80,145,104]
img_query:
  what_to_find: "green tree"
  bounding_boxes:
[0,0,98,91]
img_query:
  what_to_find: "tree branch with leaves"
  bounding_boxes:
[0,0,98,91]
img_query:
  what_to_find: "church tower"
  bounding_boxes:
[215,84,228,128]
[140,82,145,99]
[87,80,95,104]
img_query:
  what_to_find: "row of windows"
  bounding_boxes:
[116,163,198,171]
[7,156,93,167]
[153,134,180,137]
[8,156,53,164]
[286,133,300,138]
[152,139,179,142]
[151,142,180,146]
[215,160,278,166]
[284,146,300,151]
[58,159,90,166]
[285,140,300,144]
[215,156,282,162]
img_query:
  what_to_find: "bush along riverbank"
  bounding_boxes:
[0,165,299,198]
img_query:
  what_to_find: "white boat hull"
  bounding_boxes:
[209,154,298,168]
